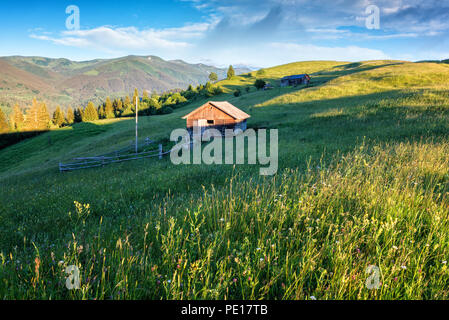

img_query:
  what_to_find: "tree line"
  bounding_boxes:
[0,81,224,134]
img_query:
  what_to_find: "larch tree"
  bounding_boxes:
[66,107,74,125]
[124,95,132,110]
[52,106,65,127]
[12,104,24,131]
[24,98,40,131]
[227,65,235,80]
[98,105,106,119]
[38,102,50,130]
[132,88,139,112]
[104,97,114,119]
[83,102,99,122]
[142,90,149,100]
[0,108,9,134]
[113,99,124,117]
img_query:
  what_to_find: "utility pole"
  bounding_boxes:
[135,96,138,154]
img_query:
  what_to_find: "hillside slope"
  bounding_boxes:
[0,60,448,299]
[0,55,251,111]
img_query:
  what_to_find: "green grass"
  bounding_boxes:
[0,60,448,299]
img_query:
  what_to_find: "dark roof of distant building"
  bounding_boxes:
[281,74,310,80]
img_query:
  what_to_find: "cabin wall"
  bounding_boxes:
[185,102,248,137]
[186,103,237,129]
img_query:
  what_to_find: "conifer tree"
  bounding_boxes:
[66,107,74,125]
[98,105,106,119]
[0,108,9,134]
[24,98,40,131]
[227,65,235,80]
[124,96,131,107]
[83,102,99,122]
[74,107,83,123]
[52,106,65,127]
[38,102,50,130]
[114,99,124,117]
[104,97,114,119]
[132,88,139,113]
[133,88,139,105]
[12,104,24,131]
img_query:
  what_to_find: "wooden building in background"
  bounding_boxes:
[182,101,250,136]
[280,74,311,87]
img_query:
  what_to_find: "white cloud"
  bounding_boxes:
[183,42,390,68]
[30,23,213,55]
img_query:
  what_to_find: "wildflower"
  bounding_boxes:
[310,296,317,300]
[443,261,447,264]
[219,218,225,222]
[394,277,398,282]
[401,265,407,270]
[256,247,261,251]
[167,280,171,284]
[233,278,237,283]
[392,246,398,250]
[177,264,181,269]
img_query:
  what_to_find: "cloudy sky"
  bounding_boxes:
[0,0,448,67]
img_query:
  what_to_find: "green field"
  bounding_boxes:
[0,60,448,299]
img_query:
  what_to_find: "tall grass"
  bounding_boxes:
[0,140,447,299]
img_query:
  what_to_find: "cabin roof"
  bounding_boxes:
[281,74,310,80]
[182,101,251,120]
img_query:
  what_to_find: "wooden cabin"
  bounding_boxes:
[182,101,250,136]
[280,74,311,87]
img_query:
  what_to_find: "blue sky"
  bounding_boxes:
[0,0,448,67]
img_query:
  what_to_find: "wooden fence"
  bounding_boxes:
[59,138,172,172]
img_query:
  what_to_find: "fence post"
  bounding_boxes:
[59,162,62,172]
[159,144,163,160]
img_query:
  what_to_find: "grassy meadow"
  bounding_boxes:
[0,60,448,299]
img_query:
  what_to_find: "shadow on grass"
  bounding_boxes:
[247,89,449,164]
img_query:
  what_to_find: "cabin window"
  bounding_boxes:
[207,120,214,124]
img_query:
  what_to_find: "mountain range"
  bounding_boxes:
[0,55,251,111]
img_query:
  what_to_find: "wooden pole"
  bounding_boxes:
[135,96,138,154]
[159,144,163,160]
